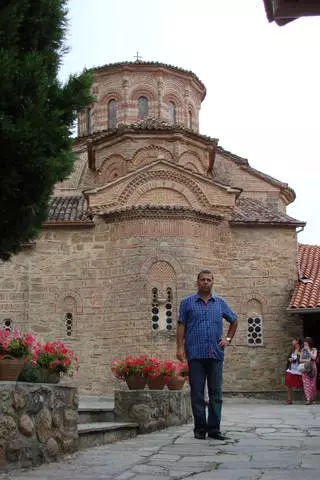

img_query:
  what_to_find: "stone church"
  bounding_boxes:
[0,61,308,396]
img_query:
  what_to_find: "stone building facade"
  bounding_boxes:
[0,62,305,396]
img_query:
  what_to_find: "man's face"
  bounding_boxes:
[197,273,214,293]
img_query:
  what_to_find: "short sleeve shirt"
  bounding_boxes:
[178,293,237,361]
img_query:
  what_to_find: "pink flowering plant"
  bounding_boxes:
[147,358,176,382]
[0,328,35,359]
[111,354,149,380]
[176,361,189,378]
[33,340,79,377]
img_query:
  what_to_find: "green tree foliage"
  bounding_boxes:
[0,0,93,260]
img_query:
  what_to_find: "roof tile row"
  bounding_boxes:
[47,196,89,222]
[231,198,304,226]
[46,195,303,227]
[289,244,320,310]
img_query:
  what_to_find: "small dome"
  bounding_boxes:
[78,61,206,137]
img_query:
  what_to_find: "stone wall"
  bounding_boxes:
[0,382,78,469]
[0,216,302,396]
[114,390,192,433]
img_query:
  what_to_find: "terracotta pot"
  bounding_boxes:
[147,377,167,390]
[40,368,60,384]
[125,375,147,390]
[167,376,187,391]
[0,356,25,381]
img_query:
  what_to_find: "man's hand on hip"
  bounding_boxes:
[218,337,230,348]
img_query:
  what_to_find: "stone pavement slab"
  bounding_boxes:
[1,403,320,479]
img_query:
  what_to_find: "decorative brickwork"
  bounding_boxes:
[99,155,126,184]
[118,170,209,208]
[132,146,173,169]
[179,151,206,174]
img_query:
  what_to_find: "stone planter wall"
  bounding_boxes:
[0,382,78,469]
[114,390,192,433]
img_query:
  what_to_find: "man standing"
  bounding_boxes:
[177,269,238,440]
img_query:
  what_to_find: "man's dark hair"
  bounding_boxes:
[197,269,214,280]
[303,337,313,348]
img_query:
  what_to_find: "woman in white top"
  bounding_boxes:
[285,338,302,404]
[300,336,318,405]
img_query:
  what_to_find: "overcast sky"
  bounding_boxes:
[60,0,320,245]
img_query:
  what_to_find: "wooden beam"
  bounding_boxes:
[274,0,320,19]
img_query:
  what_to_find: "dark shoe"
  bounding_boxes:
[194,431,206,440]
[208,432,229,441]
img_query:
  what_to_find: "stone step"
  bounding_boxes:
[78,396,115,423]
[78,421,139,450]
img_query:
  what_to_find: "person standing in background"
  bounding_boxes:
[300,337,318,405]
[284,338,302,404]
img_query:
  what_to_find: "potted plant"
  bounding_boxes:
[147,358,172,390]
[167,361,188,390]
[33,340,78,383]
[111,354,149,390]
[0,329,35,381]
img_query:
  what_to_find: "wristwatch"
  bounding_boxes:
[226,337,232,345]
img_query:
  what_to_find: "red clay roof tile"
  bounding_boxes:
[46,196,91,223]
[230,198,305,227]
[289,244,320,310]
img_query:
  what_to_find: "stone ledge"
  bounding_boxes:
[78,421,138,434]
[0,382,78,470]
[114,389,192,433]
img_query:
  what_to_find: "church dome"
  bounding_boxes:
[78,61,206,137]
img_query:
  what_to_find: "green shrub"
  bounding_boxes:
[18,362,42,383]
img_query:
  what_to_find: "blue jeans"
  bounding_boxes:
[188,359,223,434]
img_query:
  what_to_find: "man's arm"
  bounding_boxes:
[219,320,238,348]
[176,323,185,361]
[219,298,238,348]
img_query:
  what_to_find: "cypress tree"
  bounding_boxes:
[0,0,93,260]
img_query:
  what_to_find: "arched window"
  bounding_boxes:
[87,108,91,135]
[138,96,149,120]
[108,99,117,129]
[188,110,193,129]
[168,102,176,124]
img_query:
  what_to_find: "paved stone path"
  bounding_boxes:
[1,403,320,480]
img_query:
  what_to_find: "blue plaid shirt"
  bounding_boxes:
[178,293,237,361]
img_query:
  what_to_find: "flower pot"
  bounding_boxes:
[40,368,60,384]
[167,376,187,390]
[147,377,167,390]
[125,375,147,390]
[0,356,25,381]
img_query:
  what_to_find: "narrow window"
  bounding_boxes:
[65,313,73,337]
[108,99,117,129]
[3,318,12,332]
[188,110,193,129]
[168,102,176,124]
[87,109,91,135]
[151,287,174,331]
[151,288,159,330]
[247,316,263,346]
[165,288,173,331]
[138,96,149,120]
